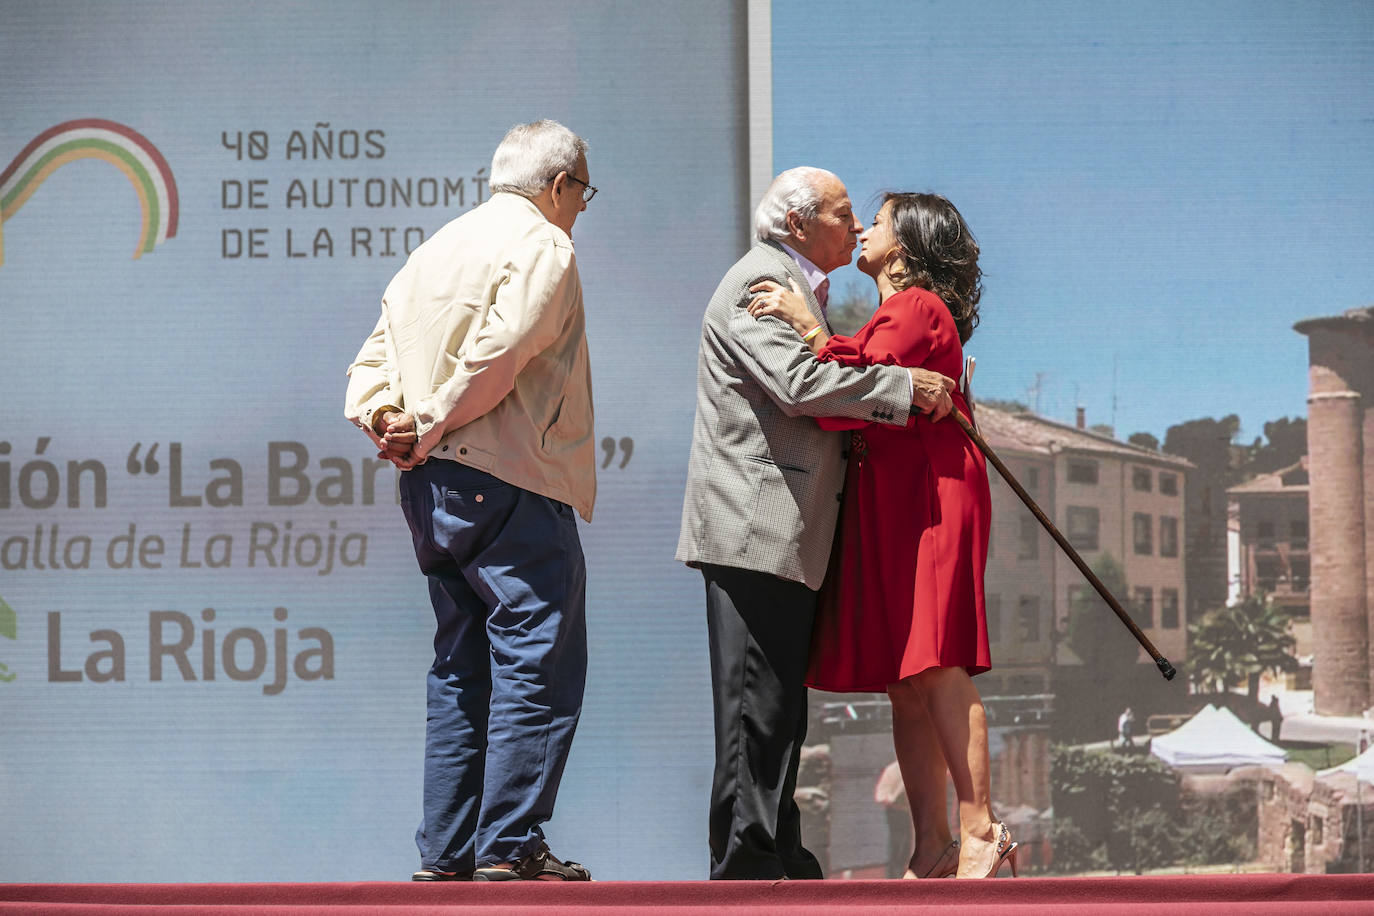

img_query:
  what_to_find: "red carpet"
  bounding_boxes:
[3,874,1374,914]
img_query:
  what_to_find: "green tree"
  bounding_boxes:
[1050,746,1181,873]
[1241,416,1307,476]
[1065,553,1139,675]
[1116,807,1181,874]
[1186,594,1298,698]
[1128,431,1159,451]
[1059,554,1142,741]
[1177,786,1256,866]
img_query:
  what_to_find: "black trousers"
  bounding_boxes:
[702,563,824,880]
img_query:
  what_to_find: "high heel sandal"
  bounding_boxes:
[982,823,1018,878]
[907,839,959,879]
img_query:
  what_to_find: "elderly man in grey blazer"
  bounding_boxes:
[677,167,956,880]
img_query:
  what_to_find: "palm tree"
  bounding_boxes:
[1185,594,1298,698]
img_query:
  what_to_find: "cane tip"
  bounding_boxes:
[1157,658,1177,681]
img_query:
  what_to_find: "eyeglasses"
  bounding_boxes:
[561,172,598,203]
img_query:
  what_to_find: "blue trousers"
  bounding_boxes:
[399,460,587,871]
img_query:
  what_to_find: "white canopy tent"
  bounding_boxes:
[1319,741,1374,783]
[1150,704,1288,773]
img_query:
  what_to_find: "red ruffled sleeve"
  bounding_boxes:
[816,332,867,366]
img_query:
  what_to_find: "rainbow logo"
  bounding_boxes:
[0,118,179,266]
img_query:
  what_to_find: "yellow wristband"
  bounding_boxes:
[801,324,823,342]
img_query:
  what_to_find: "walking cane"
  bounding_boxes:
[949,408,1178,681]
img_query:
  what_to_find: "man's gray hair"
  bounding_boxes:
[753,167,838,242]
[489,119,588,197]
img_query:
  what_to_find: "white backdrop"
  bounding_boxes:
[0,0,752,881]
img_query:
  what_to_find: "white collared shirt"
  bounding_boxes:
[778,242,829,302]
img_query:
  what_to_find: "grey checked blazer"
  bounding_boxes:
[675,241,913,590]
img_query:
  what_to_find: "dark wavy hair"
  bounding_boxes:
[882,192,982,343]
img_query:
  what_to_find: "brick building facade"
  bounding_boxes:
[1255,764,1374,874]
[1294,306,1374,715]
[1228,459,1313,662]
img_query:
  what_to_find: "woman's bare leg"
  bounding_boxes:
[888,678,956,878]
[912,665,1001,877]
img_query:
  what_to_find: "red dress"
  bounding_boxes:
[806,287,992,693]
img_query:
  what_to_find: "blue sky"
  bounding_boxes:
[773,0,1374,444]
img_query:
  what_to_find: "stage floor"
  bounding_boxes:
[4,873,1374,914]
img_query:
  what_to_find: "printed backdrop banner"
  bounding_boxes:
[0,1,748,881]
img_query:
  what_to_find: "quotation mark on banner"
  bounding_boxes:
[600,437,633,470]
[0,595,17,683]
[126,442,161,475]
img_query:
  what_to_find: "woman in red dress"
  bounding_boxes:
[749,192,1014,879]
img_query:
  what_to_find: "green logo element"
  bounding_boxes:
[0,594,16,682]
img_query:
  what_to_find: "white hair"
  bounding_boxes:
[753,167,838,242]
[489,119,588,197]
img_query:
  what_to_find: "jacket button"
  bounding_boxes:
[459,447,467,455]
[836,493,842,502]
[442,445,449,452]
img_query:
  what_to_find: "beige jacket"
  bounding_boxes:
[345,192,596,521]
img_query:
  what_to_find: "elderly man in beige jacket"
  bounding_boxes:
[345,119,596,883]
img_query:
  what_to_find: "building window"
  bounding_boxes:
[1133,512,1153,555]
[1067,507,1100,551]
[1067,459,1099,485]
[1290,520,1309,550]
[1311,815,1324,846]
[1018,595,1040,642]
[1018,513,1039,560]
[1161,589,1180,629]
[1133,586,1154,628]
[1256,555,1279,592]
[1160,516,1179,558]
[1027,466,1040,490]
[1290,555,1310,592]
[1159,473,1178,496]
[986,594,1001,644]
[1132,466,1153,492]
[1257,520,1275,548]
